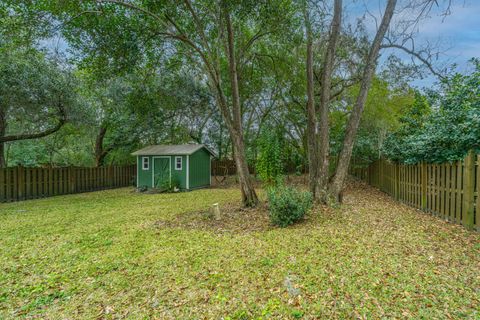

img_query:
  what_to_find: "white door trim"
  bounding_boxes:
[186,155,190,190]
[152,156,171,188]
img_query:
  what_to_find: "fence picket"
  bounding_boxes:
[421,163,427,210]
[476,155,479,231]
[435,164,440,216]
[432,164,436,213]
[351,151,478,231]
[0,165,135,203]
[0,167,4,202]
[440,164,445,218]
[446,163,451,221]
[406,165,410,205]
[456,161,462,224]
[425,164,432,212]
[463,151,475,229]
[449,163,455,221]
[32,168,37,198]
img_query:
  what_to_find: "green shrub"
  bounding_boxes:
[267,186,312,227]
[157,177,180,193]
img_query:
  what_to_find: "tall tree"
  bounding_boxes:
[328,0,397,200]
[0,1,74,167]
[315,0,342,201]
[303,0,317,197]
[0,49,76,167]
[221,2,258,206]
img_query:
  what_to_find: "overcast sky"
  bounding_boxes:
[347,0,480,88]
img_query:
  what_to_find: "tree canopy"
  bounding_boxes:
[0,0,476,205]
[383,59,480,164]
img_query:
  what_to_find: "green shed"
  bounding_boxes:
[132,144,215,191]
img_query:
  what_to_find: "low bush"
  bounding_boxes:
[267,185,312,227]
[157,177,180,193]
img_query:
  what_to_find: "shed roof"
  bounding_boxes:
[131,144,216,157]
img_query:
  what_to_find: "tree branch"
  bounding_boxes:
[0,105,67,143]
[97,0,166,25]
[380,43,446,80]
[183,0,213,56]
[97,0,235,131]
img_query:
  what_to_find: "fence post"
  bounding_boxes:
[379,160,383,189]
[12,167,18,201]
[421,162,427,211]
[476,154,479,231]
[0,167,4,202]
[69,166,76,194]
[395,164,400,201]
[17,166,24,200]
[462,150,475,229]
[107,165,113,188]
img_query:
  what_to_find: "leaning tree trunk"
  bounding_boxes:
[210,88,257,207]
[94,125,117,167]
[94,126,108,167]
[303,2,318,198]
[328,0,397,201]
[315,0,342,202]
[223,4,258,207]
[230,127,258,206]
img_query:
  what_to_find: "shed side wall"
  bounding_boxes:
[189,148,211,189]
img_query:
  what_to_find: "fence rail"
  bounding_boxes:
[0,165,136,202]
[350,151,479,231]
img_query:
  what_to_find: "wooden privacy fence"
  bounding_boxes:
[211,159,304,176]
[0,165,136,202]
[350,151,479,231]
[211,159,255,176]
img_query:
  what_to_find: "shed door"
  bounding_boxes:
[153,157,170,190]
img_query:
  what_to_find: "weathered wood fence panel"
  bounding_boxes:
[0,165,136,203]
[350,151,479,231]
[211,159,304,176]
[211,159,256,176]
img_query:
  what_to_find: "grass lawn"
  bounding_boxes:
[0,181,479,319]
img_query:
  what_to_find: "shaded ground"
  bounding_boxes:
[0,180,479,319]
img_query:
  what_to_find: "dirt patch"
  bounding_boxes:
[154,201,273,233]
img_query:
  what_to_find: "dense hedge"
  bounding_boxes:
[383,59,480,164]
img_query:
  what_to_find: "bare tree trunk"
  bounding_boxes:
[95,126,108,167]
[303,2,318,198]
[231,128,258,206]
[224,4,258,207]
[329,0,397,201]
[316,0,342,202]
[218,121,224,160]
